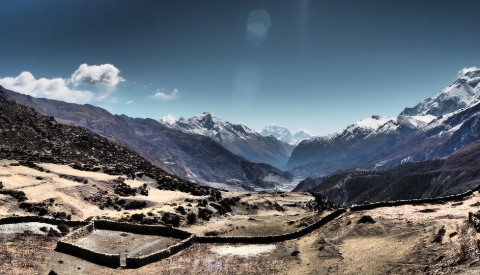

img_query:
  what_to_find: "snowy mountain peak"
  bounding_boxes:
[459,66,480,79]
[400,66,480,117]
[159,113,177,125]
[354,115,393,130]
[173,112,259,141]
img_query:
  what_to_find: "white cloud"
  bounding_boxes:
[0,71,93,103]
[126,100,133,104]
[160,113,177,125]
[70,63,125,87]
[151,88,179,101]
[458,66,480,76]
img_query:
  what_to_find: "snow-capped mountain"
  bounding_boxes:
[371,99,480,170]
[261,124,317,145]
[170,112,293,169]
[401,67,480,117]
[174,112,259,141]
[288,67,480,178]
[287,114,434,177]
[160,113,177,125]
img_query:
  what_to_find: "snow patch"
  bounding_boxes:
[213,244,276,256]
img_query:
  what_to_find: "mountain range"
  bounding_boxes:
[167,112,293,169]
[2,87,291,191]
[288,67,480,179]
[3,67,480,201]
[292,67,480,204]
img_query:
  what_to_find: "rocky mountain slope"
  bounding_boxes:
[171,113,293,169]
[300,138,480,206]
[0,87,214,196]
[3,87,291,190]
[368,100,480,171]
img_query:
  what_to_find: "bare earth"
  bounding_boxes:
[74,229,180,257]
[1,160,480,274]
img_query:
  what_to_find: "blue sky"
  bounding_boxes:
[1,0,480,135]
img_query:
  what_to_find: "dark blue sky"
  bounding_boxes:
[1,0,480,135]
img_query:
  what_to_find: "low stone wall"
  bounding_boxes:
[126,234,196,268]
[56,223,120,268]
[196,209,347,244]
[56,239,120,268]
[55,220,196,268]
[0,215,88,227]
[350,188,477,212]
[93,219,192,239]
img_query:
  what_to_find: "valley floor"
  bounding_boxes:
[1,160,480,274]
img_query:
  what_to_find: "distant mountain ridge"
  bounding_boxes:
[169,112,293,169]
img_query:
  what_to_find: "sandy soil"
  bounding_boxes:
[0,160,201,220]
[185,192,322,237]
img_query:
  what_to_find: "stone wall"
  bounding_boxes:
[350,188,477,212]
[93,219,192,239]
[126,234,196,268]
[196,209,347,244]
[55,219,196,268]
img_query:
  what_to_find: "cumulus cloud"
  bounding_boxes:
[0,71,93,103]
[126,100,133,104]
[459,66,480,76]
[151,89,179,101]
[70,63,125,87]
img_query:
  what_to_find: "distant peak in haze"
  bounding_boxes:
[261,124,317,145]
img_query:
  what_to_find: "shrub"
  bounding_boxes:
[176,206,186,215]
[124,200,147,210]
[57,223,70,233]
[187,212,197,224]
[198,208,212,221]
[162,213,181,227]
[130,213,145,222]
